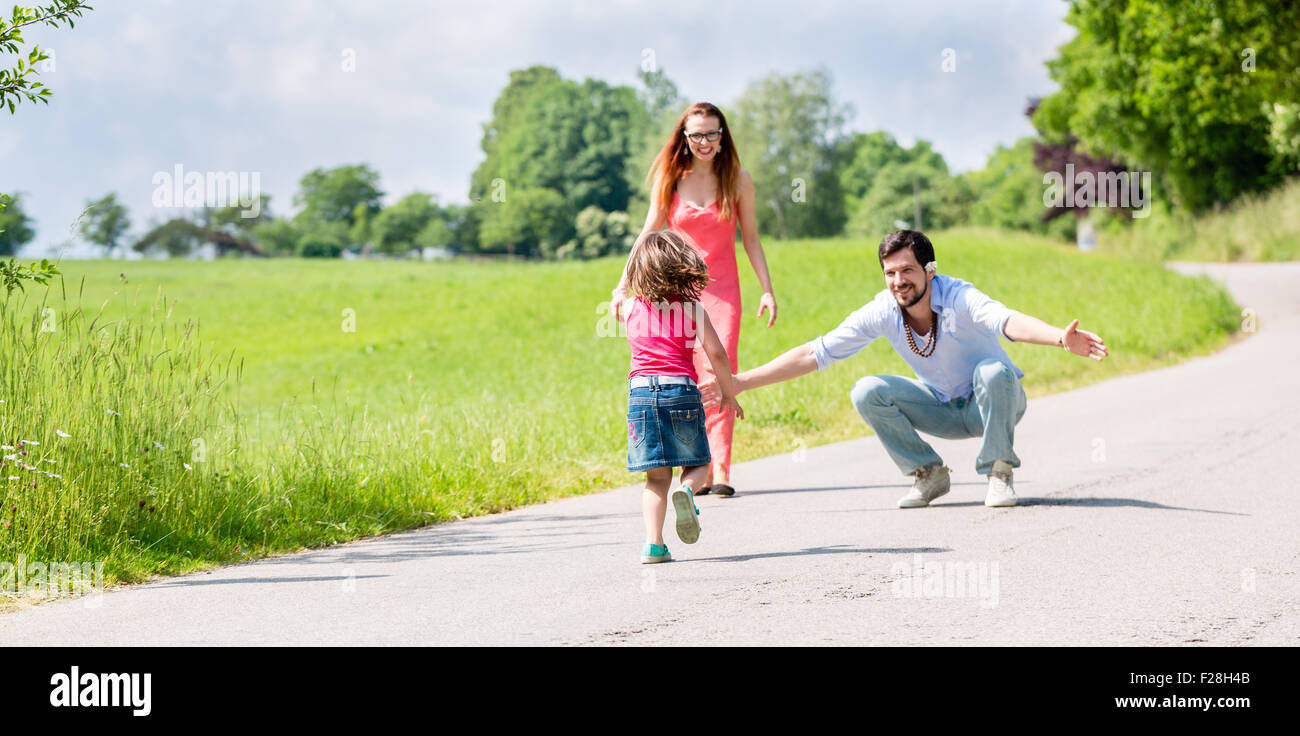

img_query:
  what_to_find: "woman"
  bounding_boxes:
[613,101,777,497]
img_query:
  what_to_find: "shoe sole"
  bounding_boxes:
[985,497,1017,507]
[671,489,701,544]
[641,555,672,564]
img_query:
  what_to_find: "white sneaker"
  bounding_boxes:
[897,464,951,508]
[985,460,1017,507]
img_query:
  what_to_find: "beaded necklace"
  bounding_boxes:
[904,310,938,358]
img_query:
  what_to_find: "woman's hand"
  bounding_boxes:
[757,291,777,327]
[611,285,629,320]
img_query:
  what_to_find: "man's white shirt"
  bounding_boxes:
[808,273,1025,403]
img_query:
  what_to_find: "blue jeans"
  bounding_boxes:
[850,359,1027,476]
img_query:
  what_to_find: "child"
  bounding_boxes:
[619,230,744,564]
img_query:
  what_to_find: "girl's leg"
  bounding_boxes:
[692,282,742,486]
[679,464,710,495]
[641,467,673,545]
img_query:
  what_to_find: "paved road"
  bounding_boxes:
[2,262,1297,645]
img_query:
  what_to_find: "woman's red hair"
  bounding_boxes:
[647,102,741,223]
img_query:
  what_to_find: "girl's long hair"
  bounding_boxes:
[625,230,711,304]
[647,101,741,223]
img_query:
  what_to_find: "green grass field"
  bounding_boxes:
[0,227,1241,590]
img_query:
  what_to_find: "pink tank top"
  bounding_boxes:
[626,296,699,381]
[666,190,739,290]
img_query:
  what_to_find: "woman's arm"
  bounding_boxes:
[736,170,777,327]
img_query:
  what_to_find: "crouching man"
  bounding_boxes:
[702,230,1108,508]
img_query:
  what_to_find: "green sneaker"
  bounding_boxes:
[671,483,702,544]
[641,543,671,564]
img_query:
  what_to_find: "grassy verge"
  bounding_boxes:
[1100,177,1300,262]
[0,227,1240,599]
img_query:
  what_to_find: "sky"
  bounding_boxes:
[0,0,1075,258]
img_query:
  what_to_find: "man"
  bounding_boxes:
[704,230,1108,508]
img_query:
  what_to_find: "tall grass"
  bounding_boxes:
[0,229,1241,592]
[1100,177,1300,262]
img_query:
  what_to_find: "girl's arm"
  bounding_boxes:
[736,169,777,328]
[694,304,744,419]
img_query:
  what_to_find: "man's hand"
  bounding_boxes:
[699,373,746,409]
[1062,319,1109,361]
[699,376,721,408]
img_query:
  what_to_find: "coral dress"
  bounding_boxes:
[666,190,741,479]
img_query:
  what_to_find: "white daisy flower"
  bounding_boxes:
[119,463,130,469]
[23,440,38,446]
[56,430,70,438]
[152,441,165,450]
[183,463,193,470]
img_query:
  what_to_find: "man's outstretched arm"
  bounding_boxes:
[1004,312,1109,361]
[700,344,819,407]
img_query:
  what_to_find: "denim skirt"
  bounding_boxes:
[626,380,711,472]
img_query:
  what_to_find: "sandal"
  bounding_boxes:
[694,485,712,496]
[713,483,736,497]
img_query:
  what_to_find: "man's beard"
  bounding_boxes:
[895,278,928,308]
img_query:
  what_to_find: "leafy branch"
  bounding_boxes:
[0,1,93,114]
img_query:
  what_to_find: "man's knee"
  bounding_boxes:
[850,375,890,411]
[973,359,1014,389]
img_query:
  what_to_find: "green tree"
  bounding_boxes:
[134,218,207,258]
[79,192,131,256]
[252,218,301,257]
[370,192,442,254]
[847,158,967,238]
[557,206,634,260]
[959,137,1075,241]
[476,188,569,258]
[1034,0,1300,211]
[470,65,653,255]
[293,164,383,233]
[205,194,272,242]
[730,67,850,239]
[0,192,35,255]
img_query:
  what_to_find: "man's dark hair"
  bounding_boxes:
[878,230,935,270]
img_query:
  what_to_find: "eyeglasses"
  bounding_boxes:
[684,129,723,145]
